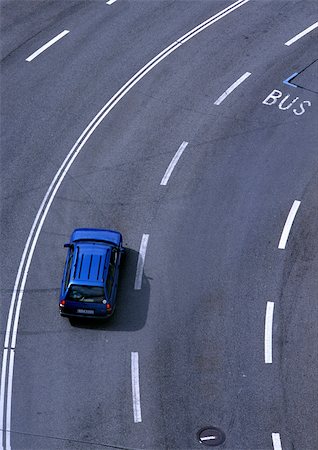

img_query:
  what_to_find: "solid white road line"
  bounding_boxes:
[214,72,251,105]
[106,0,117,4]
[285,22,318,46]
[0,350,8,450]
[278,200,301,250]
[1,1,251,447]
[25,30,69,62]
[131,352,142,423]
[134,234,149,290]
[5,351,14,450]
[177,0,250,45]
[272,433,283,450]
[265,302,275,364]
[160,141,188,186]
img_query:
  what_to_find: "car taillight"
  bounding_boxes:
[59,299,66,307]
[106,303,112,312]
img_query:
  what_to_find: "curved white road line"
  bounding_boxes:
[0,1,250,447]
[0,350,8,450]
[278,200,301,250]
[5,352,14,450]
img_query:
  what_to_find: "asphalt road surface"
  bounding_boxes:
[1,1,317,449]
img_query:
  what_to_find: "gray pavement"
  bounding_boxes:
[0,1,317,449]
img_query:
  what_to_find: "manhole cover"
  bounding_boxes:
[197,427,226,446]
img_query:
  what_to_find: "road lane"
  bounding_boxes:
[1,1,256,446]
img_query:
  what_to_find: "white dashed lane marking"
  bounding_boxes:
[25,30,70,62]
[214,72,251,105]
[134,234,149,290]
[278,200,301,249]
[285,22,318,46]
[131,352,142,423]
[160,141,188,186]
[272,433,283,450]
[264,302,274,364]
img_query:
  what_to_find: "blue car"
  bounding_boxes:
[59,228,124,319]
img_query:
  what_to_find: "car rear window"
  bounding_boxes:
[68,285,105,302]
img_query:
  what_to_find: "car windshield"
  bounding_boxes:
[68,285,105,302]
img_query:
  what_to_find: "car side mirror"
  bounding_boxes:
[64,243,71,248]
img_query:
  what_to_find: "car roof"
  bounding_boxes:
[71,228,122,246]
[70,242,110,287]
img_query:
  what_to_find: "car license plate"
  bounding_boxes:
[77,309,94,315]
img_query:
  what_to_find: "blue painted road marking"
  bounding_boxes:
[283,72,299,88]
